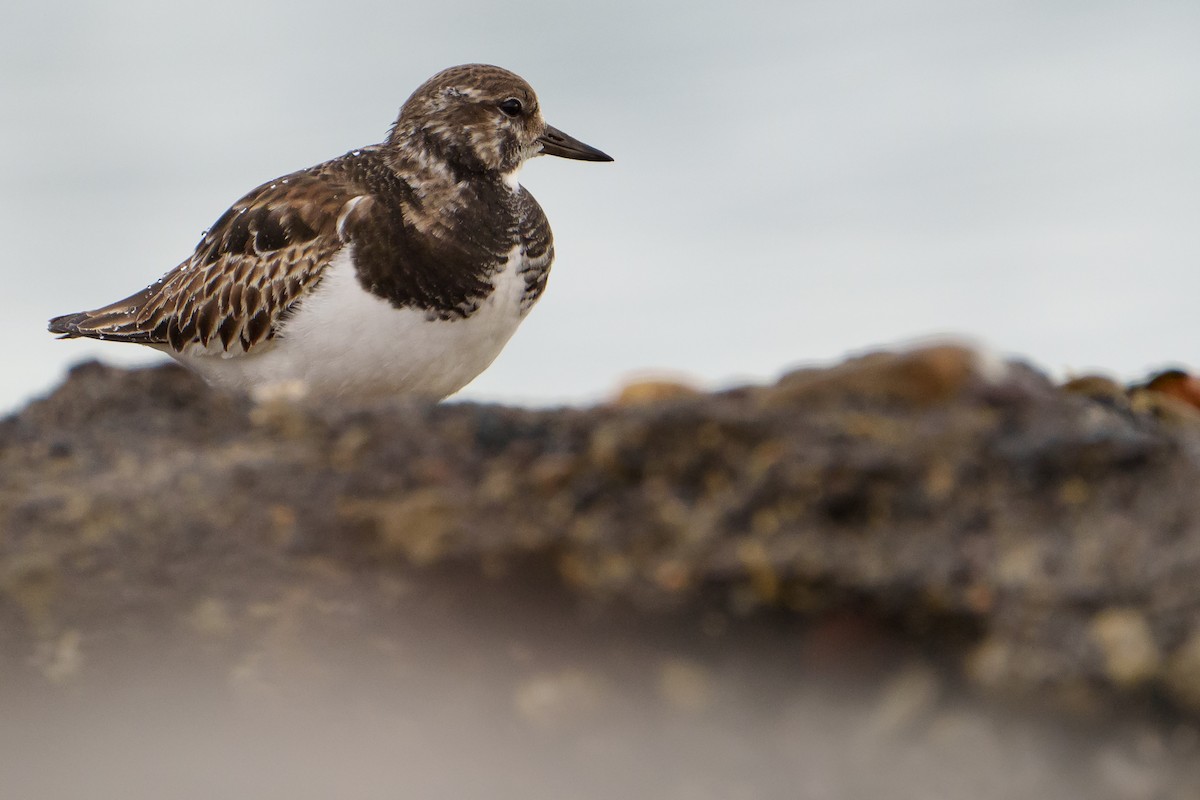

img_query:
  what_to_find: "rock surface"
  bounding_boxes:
[4,346,1200,798]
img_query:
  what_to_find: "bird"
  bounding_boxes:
[48,63,612,401]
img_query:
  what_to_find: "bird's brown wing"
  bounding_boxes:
[49,169,372,354]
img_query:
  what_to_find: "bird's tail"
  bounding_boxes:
[47,285,163,344]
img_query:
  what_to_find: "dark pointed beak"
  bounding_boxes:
[537,124,614,162]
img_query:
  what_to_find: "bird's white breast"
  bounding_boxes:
[170,247,535,400]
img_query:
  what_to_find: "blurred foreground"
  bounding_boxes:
[3,346,1200,798]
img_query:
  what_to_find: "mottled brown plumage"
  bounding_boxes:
[53,170,349,352]
[49,64,611,399]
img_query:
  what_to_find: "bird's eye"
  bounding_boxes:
[498,98,523,118]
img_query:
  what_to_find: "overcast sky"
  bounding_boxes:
[4,0,1198,410]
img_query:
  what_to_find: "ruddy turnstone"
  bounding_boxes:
[48,63,611,400]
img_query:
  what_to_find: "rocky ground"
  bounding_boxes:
[3,345,1200,799]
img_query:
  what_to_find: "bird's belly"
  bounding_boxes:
[172,249,534,400]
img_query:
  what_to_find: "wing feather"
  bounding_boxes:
[49,167,369,355]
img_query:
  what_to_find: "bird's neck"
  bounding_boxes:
[384,125,520,196]
[384,146,520,226]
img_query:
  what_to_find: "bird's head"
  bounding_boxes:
[388,64,612,183]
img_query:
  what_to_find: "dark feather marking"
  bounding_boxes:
[196,301,219,345]
[149,317,170,342]
[44,145,556,352]
[254,212,289,252]
[288,214,317,243]
[225,211,252,254]
[231,260,252,286]
[167,319,185,351]
[245,308,271,346]
[243,284,261,315]
[228,283,244,314]
[217,315,240,351]
[340,158,538,318]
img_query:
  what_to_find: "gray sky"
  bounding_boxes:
[4,0,1199,410]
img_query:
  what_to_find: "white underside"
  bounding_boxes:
[163,247,533,401]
